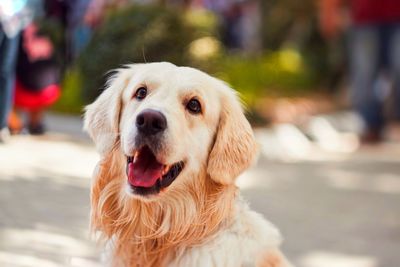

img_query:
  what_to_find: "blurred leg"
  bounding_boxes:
[28,109,45,135]
[8,108,23,134]
[390,24,400,120]
[0,27,20,129]
[349,26,383,135]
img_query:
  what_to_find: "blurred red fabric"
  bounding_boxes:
[351,0,400,24]
[14,80,60,111]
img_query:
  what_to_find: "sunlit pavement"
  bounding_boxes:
[1,113,400,267]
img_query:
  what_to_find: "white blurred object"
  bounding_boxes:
[254,111,368,161]
[307,116,359,153]
[255,124,312,161]
[0,127,10,143]
[274,124,312,158]
[321,111,365,134]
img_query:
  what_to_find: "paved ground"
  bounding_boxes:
[0,113,399,267]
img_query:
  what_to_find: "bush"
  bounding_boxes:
[213,50,315,104]
[51,69,84,114]
[78,4,194,103]
[260,0,333,85]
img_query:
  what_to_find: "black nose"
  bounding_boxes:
[136,109,167,135]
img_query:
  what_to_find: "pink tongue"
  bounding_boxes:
[127,147,163,188]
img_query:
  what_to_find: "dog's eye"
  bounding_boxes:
[186,98,202,114]
[134,87,147,100]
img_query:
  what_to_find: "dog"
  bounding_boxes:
[84,62,292,267]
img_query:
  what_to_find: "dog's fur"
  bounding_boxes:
[84,62,292,267]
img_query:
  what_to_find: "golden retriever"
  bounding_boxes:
[84,62,292,267]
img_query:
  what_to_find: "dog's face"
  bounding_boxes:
[85,62,257,199]
[119,63,222,197]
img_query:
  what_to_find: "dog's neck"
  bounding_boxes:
[91,150,237,267]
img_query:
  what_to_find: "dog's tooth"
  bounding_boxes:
[162,165,170,176]
[133,151,139,163]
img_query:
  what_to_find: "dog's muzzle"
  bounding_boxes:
[125,109,184,196]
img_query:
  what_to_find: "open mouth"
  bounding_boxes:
[126,146,184,196]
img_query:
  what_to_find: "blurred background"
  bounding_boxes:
[0,0,399,266]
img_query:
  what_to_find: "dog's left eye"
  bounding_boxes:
[186,98,202,114]
[134,87,147,100]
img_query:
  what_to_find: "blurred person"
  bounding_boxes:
[59,0,132,62]
[44,0,92,67]
[0,25,19,142]
[239,0,261,52]
[66,0,92,60]
[203,0,260,52]
[320,0,400,143]
[0,0,38,142]
[11,23,61,135]
[202,0,243,49]
[222,1,242,49]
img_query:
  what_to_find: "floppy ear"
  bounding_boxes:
[207,87,258,185]
[84,68,132,156]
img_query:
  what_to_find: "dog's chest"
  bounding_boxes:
[168,202,282,267]
[102,202,282,267]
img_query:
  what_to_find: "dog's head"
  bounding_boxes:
[84,62,257,199]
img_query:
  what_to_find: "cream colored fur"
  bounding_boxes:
[84,62,292,267]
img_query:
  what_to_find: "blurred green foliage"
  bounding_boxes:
[214,51,314,105]
[260,0,331,82]
[261,0,317,49]
[52,69,84,114]
[78,4,193,102]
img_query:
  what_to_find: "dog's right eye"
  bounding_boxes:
[134,87,147,100]
[186,98,202,114]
